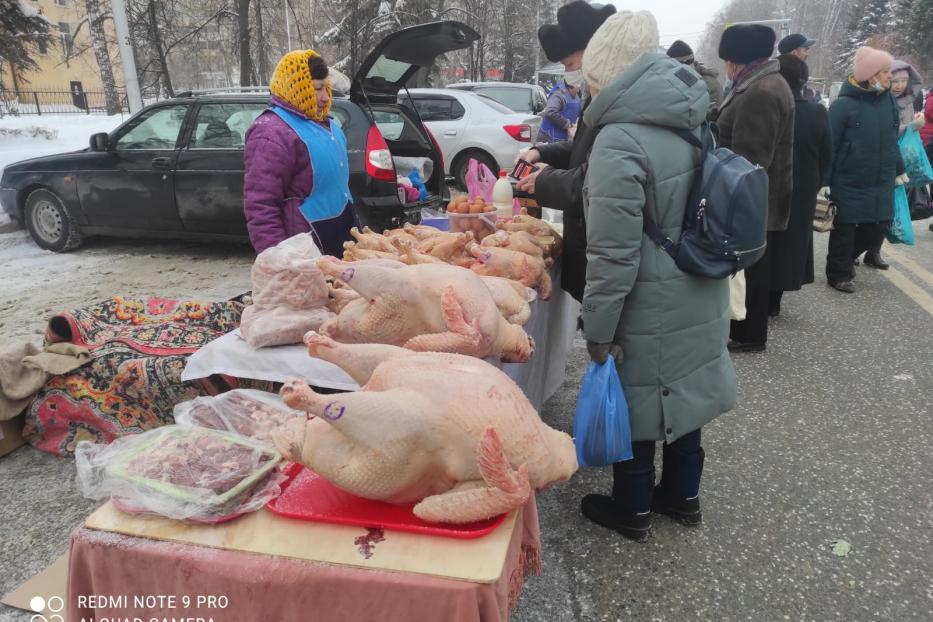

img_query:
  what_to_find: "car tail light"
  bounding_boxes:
[425,127,445,176]
[366,125,396,182]
[503,124,532,142]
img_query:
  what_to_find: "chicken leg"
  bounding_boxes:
[413,428,530,523]
[304,332,409,386]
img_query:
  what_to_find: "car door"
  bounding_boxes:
[405,96,467,165]
[77,103,189,231]
[174,101,267,235]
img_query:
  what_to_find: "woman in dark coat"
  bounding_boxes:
[825,46,904,293]
[768,54,833,315]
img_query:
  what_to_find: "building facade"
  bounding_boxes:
[1,0,124,98]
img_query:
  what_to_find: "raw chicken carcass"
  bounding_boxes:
[401,223,445,240]
[349,226,397,253]
[469,245,552,301]
[274,335,577,523]
[405,231,475,267]
[317,258,534,362]
[481,230,550,264]
[480,276,533,326]
[497,210,562,259]
[342,242,400,262]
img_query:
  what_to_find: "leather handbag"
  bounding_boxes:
[813,195,836,232]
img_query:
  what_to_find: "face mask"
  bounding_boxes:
[872,81,885,92]
[564,69,585,90]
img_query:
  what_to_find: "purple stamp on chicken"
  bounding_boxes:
[323,401,346,421]
[340,267,355,283]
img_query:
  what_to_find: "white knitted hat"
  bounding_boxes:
[582,11,660,91]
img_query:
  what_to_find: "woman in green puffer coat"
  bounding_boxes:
[574,11,736,541]
[825,47,905,291]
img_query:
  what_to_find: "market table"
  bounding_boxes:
[67,496,540,622]
[182,265,580,411]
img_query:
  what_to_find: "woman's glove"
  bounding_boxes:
[586,341,622,365]
[912,112,926,129]
[895,173,910,186]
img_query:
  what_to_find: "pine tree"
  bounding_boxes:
[0,0,52,92]
[836,0,893,74]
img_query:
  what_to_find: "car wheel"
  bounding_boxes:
[454,151,499,191]
[24,188,83,252]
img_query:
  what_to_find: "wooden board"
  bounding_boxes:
[85,502,517,584]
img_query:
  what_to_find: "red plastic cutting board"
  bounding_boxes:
[266,463,507,539]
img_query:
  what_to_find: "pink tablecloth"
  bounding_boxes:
[66,501,541,622]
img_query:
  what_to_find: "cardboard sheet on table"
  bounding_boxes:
[84,501,518,583]
[267,464,507,538]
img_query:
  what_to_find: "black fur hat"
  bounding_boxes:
[718,24,776,64]
[538,1,617,63]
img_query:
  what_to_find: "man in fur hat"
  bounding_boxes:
[514,0,616,303]
[716,25,795,354]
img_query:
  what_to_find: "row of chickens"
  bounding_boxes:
[240,211,564,363]
[342,209,561,301]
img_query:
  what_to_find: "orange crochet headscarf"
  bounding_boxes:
[270,49,332,122]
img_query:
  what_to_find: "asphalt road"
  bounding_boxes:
[1,221,931,621]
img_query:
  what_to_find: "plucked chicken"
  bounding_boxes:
[317,257,534,362]
[274,335,577,523]
[469,245,552,301]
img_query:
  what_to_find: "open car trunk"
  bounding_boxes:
[353,21,481,212]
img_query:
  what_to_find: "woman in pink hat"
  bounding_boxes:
[825,46,905,293]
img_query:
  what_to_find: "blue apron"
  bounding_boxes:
[539,82,581,142]
[270,105,353,224]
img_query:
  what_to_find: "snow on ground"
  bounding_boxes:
[0,229,254,344]
[0,114,125,175]
[0,114,126,225]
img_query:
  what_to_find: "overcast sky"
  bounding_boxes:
[609,0,728,51]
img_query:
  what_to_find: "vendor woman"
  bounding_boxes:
[244,50,357,255]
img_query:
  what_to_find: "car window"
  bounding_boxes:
[372,110,405,140]
[190,103,265,149]
[450,99,465,120]
[411,98,455,122]
[115,105,188,150]
[474,87,532,113]
[472,94,518,116]
[331,106,350,128]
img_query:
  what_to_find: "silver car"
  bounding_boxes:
[400,88,541,188]
[447,81,548,115]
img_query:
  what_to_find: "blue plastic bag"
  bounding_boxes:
[409,169,428,201]
[886,185,915,245]
[898,125,933,188]
[572,355,633,467]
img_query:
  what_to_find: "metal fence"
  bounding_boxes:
[0,89,134,116]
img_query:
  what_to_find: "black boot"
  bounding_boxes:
[863,252,889,270]
[654,446,705,526]
[580,495,651,541]
[581,460,655,541]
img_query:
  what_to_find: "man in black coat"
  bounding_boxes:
[716,24,795,353]
[513,0,616,303]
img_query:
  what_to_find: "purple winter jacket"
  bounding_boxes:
[243,97,326,254]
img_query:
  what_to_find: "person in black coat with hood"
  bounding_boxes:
[514,0,616,303]
[768,54,833,316]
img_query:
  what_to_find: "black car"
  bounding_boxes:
[0,21,480,252]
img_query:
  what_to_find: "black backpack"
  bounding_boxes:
[643,123,769,278]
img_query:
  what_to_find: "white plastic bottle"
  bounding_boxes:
[492,170,514,220]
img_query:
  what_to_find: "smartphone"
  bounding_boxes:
[511,159,539,180]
